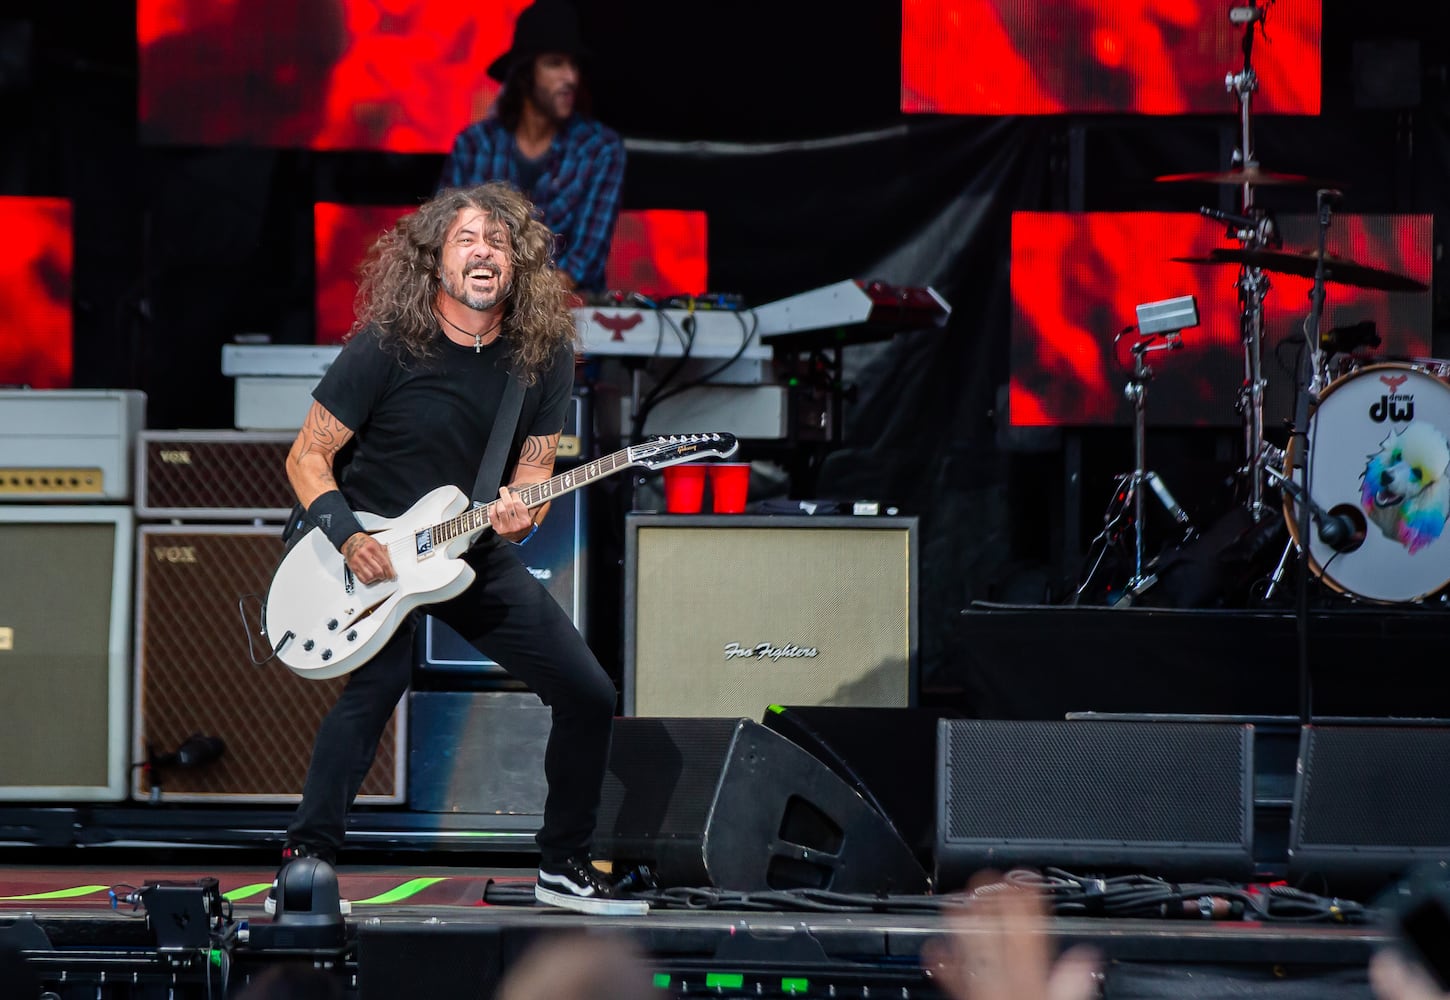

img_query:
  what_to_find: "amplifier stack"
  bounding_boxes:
[130,429,405,803]
[0,390,147,801]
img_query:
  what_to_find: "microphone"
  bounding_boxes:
[1265,466,1367,553]
[1200,206,1279,247]
[151,733,226,770]
[1229,5,1265,25]
[1317,188,1345,208]
[1321,319,1381,354]
[176,734,226,768]
[1200,206,1257,230]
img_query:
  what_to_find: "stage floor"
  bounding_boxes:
[0,860,1393,999]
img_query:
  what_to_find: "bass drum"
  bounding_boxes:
[1284,362,1450,603]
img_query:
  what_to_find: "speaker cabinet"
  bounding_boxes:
[132,525,405,802]
[417,486,586,678]
[136,430,295,520]
[0,506,133,800]
[935,720,1255,889]
[623,515,917,717]
[594,716,929,894]
[1289,725,1450,896]
[762,705,955,866]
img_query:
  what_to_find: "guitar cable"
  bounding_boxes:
[236,592,288,666]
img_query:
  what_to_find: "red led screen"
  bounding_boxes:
[0,197,73,389]
[903,0,1322,115]
[315,204,709,344]
[602,210,709,302]
[139,0,527,151]
[1010,211,1433,427]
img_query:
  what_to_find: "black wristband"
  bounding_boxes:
[308,490,366,552]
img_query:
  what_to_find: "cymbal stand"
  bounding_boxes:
[1224,2,1275,520]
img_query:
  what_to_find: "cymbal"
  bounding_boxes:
[1155,166,1343,188]
[1172,247,1428,292]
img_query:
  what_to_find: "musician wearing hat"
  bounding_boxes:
[441,0,625,295]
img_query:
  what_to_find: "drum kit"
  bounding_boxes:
[1079,1,1439,608]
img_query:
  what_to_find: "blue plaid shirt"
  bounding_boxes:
[440,115,626,292]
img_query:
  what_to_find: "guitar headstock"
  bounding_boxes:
[628,433,740,470]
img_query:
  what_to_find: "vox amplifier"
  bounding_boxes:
[136,431,296,520]
[132,524,405,802]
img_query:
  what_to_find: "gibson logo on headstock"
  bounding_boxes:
[724,642,818,662]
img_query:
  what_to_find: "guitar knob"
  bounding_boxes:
[302,639,315,652]
[327,619,339,631]
[321,649,333,661]
[346,630,358,642]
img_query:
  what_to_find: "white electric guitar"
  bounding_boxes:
[265,432,738,679]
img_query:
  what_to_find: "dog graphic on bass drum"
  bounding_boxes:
[1360,422,1450,554]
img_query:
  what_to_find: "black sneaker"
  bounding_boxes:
[535,856,650,916]
[264,844,351,916]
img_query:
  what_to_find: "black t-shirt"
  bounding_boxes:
[313,325,573,518]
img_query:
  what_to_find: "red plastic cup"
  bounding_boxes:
[662,464,707,513]
[709,462,751,513]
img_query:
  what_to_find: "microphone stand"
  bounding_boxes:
[1287,188,1336,726]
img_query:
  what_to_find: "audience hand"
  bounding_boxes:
[924,871,1103,1000]
[1372,949,1450,1000]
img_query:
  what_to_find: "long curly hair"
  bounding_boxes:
[351,182,577,382]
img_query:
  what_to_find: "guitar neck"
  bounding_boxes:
[434,448,634,546]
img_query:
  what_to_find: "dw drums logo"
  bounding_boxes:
[1370,373,1414,423]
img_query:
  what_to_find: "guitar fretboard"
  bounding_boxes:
[431,449,632,546]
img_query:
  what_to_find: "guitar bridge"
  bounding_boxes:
[343,563,355,595]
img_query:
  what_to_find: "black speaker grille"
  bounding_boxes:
[599,718,738,837]
[1296,727,1450,848]
[944,720,1248,845]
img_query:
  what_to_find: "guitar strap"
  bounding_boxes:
[281,367,527,550]
[472,369,527,505]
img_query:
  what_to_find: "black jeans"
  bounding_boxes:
[286,534,617,865]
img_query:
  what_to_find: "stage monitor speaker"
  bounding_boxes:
[594,716,930,894]
[0,506,132,800]
[935,720,1254,890]
[1289,725,1450,897]
[761,705,956,868]
[132,525,404,803]
[416,485,586,679]
[623,515,917,717]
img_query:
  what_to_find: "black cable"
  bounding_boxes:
[646,309,759,409]
[632,301,759,441]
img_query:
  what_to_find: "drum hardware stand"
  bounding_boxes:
[1224,2,1276,522]
[1073,326,1195,607]
[1261,187,1340,608]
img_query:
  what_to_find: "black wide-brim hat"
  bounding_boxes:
[487,0,588,83]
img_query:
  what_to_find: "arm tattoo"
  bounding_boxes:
[515,434,559,477]
[296,405,352,464]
